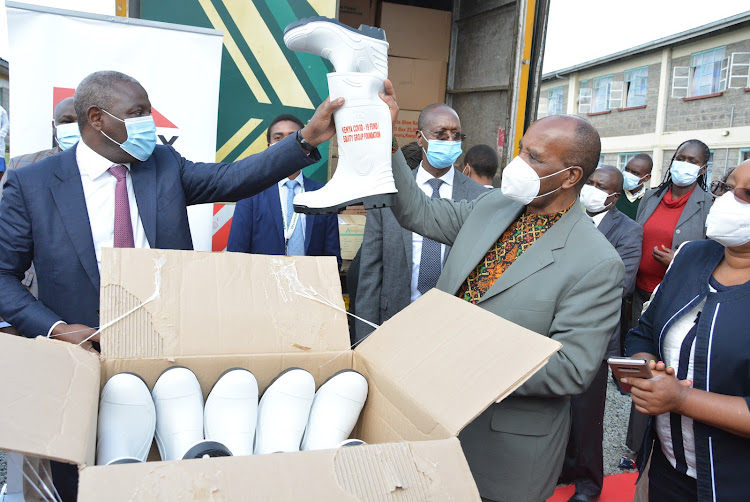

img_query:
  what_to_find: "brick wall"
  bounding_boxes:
[665,39,750,132]
[575,62,661,138]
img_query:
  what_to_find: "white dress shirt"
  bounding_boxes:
[278,176,306,243]
[49,140,151,335]
[76,138,150,270]
[410,163,454,303]
[655,295,706,479]
[590,210,607,227]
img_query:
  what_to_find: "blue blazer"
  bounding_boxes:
[226,178,341,267]
[0,134,318,336]
[626,239,750,502]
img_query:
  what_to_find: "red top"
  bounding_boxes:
[636,187,694,293]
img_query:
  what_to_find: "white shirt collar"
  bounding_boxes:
[590,209,608,227]
[76,137,130,180]
[415,162,455,187]
[278,174,304,189]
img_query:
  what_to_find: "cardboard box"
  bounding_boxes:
[394,109,420,147]
[338,0,376,29]
[380,3,452,62]
[338,214,367,260]
[0,249,561,501]
[389,56,448,111]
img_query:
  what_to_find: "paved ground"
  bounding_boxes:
[0,372,637,489]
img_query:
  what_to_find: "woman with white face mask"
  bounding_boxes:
[623,159,750,502]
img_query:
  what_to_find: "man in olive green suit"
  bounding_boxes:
[385,108,625,501]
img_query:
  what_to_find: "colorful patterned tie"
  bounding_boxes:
[285,179,305,256]
[417,178,444,294]
[108,165,135,248]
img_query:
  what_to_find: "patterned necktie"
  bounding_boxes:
[285,179,305,256]
[107,164,135,248]
[417,178,445,294]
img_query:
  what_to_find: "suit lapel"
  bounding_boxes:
[265,183,285,245]
[303,178,314,252]
[675,187,703,229]
[597,208,617,237]
[130,158,157,247]
[50,147,100,291]
[478,203,584,304]
[444,202,524,295]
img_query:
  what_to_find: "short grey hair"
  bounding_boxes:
[74,71,141,125]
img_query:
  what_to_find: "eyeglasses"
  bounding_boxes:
[710,180,750,203]
[422,129,467,142]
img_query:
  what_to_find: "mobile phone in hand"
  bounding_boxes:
[607,357,653,394]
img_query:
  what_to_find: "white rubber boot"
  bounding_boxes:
[254,368,315,454]
[283,17,388,79]
[152,367,205,462]
[292,72,397,214]
[96,373,156,466]
[204,368,258,457]
[301,370,368,451]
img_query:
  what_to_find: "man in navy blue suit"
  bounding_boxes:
[0,70,342,348]
[227,114,341,267]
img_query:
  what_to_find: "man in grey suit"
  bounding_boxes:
[354,103,486,341]
[561,165,642,502]
[379,82,624,502]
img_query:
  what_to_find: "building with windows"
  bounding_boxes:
[538,12,750,184]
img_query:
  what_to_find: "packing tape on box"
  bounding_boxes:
[70,256,380,351]
[270,258,380,346]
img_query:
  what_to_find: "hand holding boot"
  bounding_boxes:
[379,78,399,126]
[299,97,345,148]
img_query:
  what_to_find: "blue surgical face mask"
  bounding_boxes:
[622,170,644,191]
[420,131,462,169]
[100,109,157,161]
[670,160,702,187]
[54,122,80,151]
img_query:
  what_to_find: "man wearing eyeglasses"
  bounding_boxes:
[354,103,487,342]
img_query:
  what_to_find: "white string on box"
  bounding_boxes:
[6,454,62,502]
[76,255,166,346]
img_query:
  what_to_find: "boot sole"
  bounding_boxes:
[284,16,386,41]
[294,193,395,215]
[182,440,233,459]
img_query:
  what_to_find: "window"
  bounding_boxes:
[691,47,726,96]
[598,154,605,167]
[672,46,728,98]
[740,148,750,163]
[729,53,750,88]
[592,75,613,112]
[618,152,640,171]
[706,150,714,182]
[624,66,648,107]
[547,87,564,116]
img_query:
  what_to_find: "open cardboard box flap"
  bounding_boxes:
[0,335,100,466]
[355,289,562,437]
[99,248,350,358]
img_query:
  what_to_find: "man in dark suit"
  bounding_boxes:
[227,114,341,267]
[0,70,341,501]
[354,103,486,341]
[561,165,642,502]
